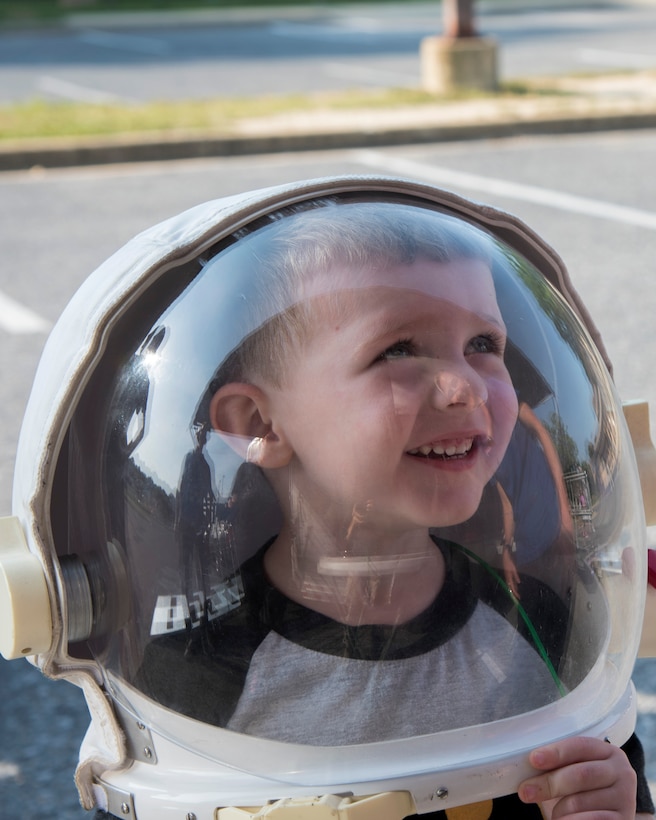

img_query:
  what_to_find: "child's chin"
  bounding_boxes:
[438,491,486,528]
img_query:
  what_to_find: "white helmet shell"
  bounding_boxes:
[2,177,647,819]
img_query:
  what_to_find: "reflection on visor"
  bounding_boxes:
[58,195,644,756]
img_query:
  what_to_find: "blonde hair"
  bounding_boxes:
[209,198,496,391]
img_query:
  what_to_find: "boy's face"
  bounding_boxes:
[263,258,518,536]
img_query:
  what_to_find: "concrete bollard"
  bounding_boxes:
[420,35,499,95]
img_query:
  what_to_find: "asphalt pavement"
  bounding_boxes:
[2,0,656,170]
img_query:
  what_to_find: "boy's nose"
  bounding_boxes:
[431,366,487,411]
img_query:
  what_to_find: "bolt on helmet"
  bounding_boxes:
[0,177,649,820]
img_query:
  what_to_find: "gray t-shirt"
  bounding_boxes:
[137,537,565,742]
[228,599,559,744]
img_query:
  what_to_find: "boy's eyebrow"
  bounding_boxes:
[348,305,508,362]
[479,312,507,331]
[354,310,417,345]
[355,303,506,341]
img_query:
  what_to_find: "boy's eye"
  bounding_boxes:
[466,333,504,356]
[378,339,417,361]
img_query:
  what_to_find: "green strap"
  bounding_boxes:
[455,543,567,697]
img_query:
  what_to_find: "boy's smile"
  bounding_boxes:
[406,435,490,467]
[262,257,519,546]
[407,437,476,458]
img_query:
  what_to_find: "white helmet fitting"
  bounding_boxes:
[0,176,649,820]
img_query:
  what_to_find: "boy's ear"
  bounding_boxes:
[209,382,292,468]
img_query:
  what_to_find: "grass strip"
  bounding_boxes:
[0,84,565,142]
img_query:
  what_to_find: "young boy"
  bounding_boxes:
[138,199,651,819]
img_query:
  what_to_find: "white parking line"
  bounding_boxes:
[323,61,416,86]
[37,75,132,105]
[579,48,656,70]
[0,762,20,781]
[78,29,169,56]
[354,150,656,230]
[0,290,51,334]
[270,21,380,40]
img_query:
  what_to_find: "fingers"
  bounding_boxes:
[504,569,521,599]
[509,568,521,599]
[529,736,615,772]
[518,737,637,820]
[502,554,521,599]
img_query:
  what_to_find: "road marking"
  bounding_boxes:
[0,290,51,334]
[270,21,380,40]
[0,762,20,781]
[37,75,131,105]
[579,48,656,69]
[354,150,656,230]
[322,61,416,86]
[341,17,388,32]
[78,29,169,56]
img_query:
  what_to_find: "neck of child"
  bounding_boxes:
[263,523,446,627]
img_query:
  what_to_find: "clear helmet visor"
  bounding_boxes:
[55,192,644,783]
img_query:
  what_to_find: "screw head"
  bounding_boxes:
[435,787,449,800]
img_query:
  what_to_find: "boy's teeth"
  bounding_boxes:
[409,438,474,457]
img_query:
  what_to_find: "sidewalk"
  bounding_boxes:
[2,1,656,171]
[2,69,656,172]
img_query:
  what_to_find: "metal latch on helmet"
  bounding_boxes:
[94,780,136,819]
[0,515,52,659]
[217,792,416,820]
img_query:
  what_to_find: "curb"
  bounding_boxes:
[3,107,656,172]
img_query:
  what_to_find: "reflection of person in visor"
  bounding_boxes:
[134,203,652,819]
[176,422,217,598]
[493,401,576,599]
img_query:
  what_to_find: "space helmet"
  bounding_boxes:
[0,177,650,819]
